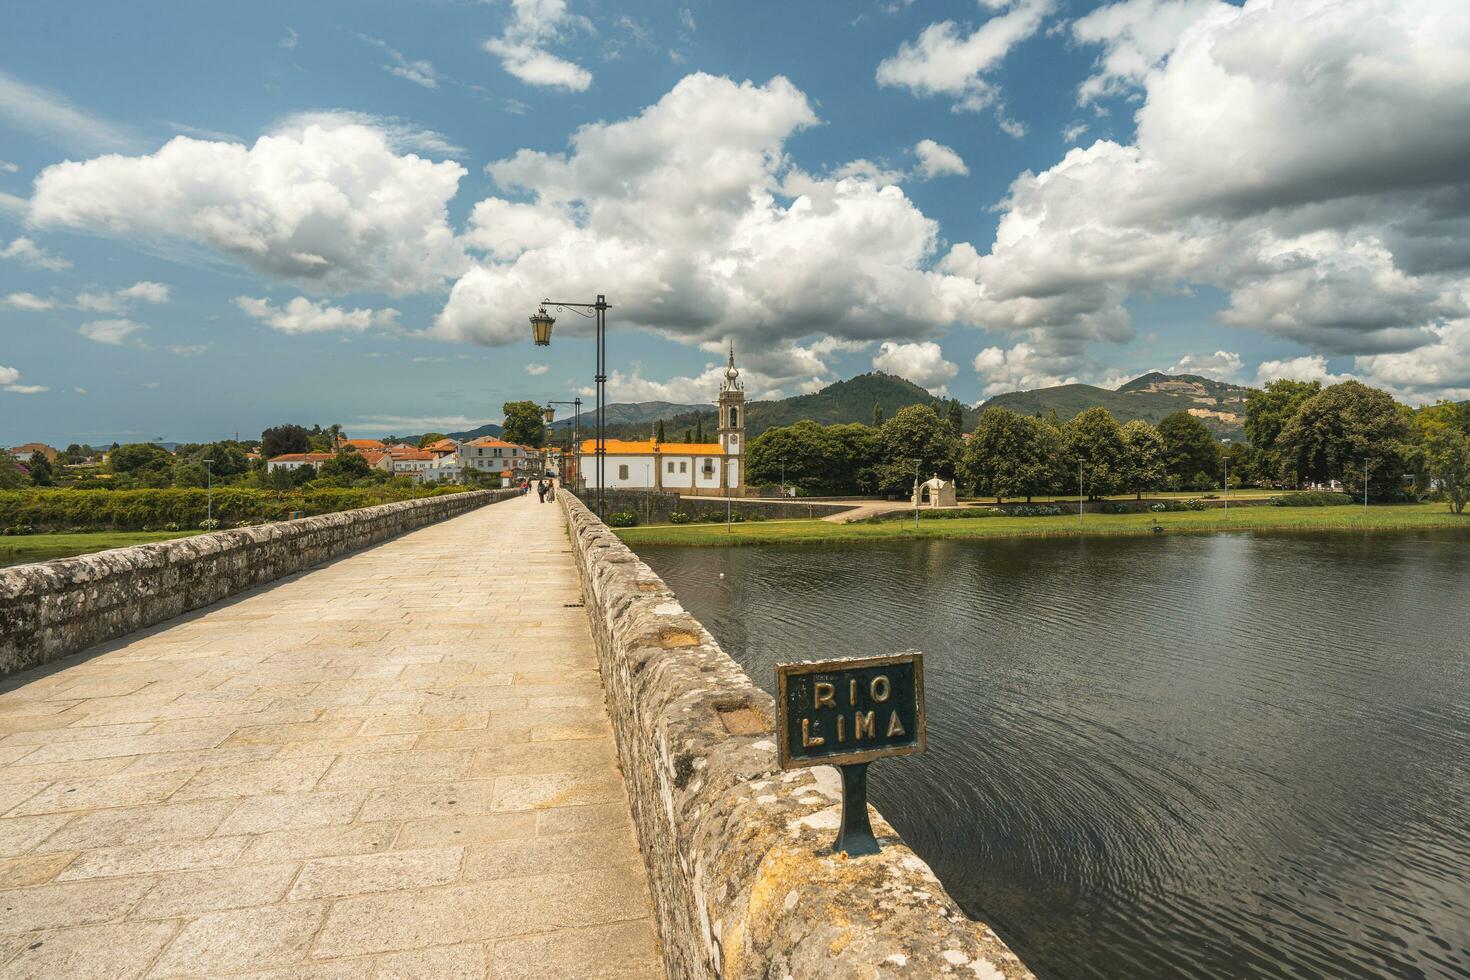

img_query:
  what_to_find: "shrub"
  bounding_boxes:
[1103,502,1132,514]
[606,511,638,527]
[1011,504,1064,517]
[1150,502,1168,512]
[668,511,691,525]
[1269,491,1354,507]
[198,518,221,531]
[747,512,767,522]
[3,525,36,536]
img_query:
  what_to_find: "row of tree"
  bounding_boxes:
[743,379,1470,510]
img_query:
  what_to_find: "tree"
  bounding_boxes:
[325,423,343,450]
[417,432,447,448]
[1119,419,1166,498]
[501,401,546,448]
[1245,379,1321,482]
[109,442,173,476]
[683,428,693,444]
[695,418,706,443]
[958,407,1061,502]
[1277,381,1411,498]
[946,399,964,439]
[1063,408,1127,498]
[318,449,373,485]
[874,404,959,495]
[655,420,666,443]
[748,421,882,495]
[1158,412,1220,488]
[27,452,54,487]
[1414,402,1470,513]
[261,424,310,458]
[0,454,25,489]
[873,402,884,427]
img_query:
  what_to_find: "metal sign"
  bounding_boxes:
[775,653,926,856]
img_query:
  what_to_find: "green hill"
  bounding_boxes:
[979,372,1248,438]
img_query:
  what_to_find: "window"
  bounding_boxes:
[729,406,738,427]
[667,461,675,473]
[680,461,687,473]
[618,465,629,480]
[702,459,714,476]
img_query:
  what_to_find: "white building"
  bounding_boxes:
[458,437,533,477]
[581,345,747,497]
[265,452,336,472]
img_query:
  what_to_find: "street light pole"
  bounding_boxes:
[542,398,582,489]
[913,458,920,530]
[203,459,214,527]
[1221,438,1231,521]
[1364,459,1371,514]
[530,297,610,516]
[1079,460,1085,526]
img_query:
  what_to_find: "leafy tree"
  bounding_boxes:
[261,424,310,458]
[946,399,964,438]
[109,442,173,476]
[1414,402,1470,513]
[874,404,959,495]
[27,452,54,486]
[695,418,706,443]
[959,407,1061,502]
[873,402,884,427]
[1158,411,1220,486]
[655,420,666,443]
[1119,419,1167,498]
[0,454,25,489]
[1277,381,1411,499]
[683,428,693,443]
[1245,379,1321,481]
[501,401,546,448]
[417,432,447,448]
[1063,407,1127,498]
[748,421,882,495]
[318,449,373,485]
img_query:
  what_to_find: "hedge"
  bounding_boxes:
[0,485,473,531]
[1268,491,1355,507]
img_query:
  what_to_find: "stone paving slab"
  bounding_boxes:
[0,494,663,979]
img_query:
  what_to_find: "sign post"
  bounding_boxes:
[776,653,926,856]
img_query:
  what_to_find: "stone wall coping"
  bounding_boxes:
[559,489,1035,979]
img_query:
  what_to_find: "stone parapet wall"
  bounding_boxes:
[0,488,518,677]
[589,488,857,524]
[559,490,1035,979]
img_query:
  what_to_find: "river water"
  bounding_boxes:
[632,531,1470,979]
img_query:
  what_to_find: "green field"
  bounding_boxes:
[615,503,1470,547]
[0,530,204,568]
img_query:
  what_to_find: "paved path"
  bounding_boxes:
[0,494,662,979]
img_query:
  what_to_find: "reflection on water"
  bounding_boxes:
[634,531,1470,979]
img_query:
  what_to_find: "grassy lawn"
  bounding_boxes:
[0,530,204,568]
[616,503,1470,547]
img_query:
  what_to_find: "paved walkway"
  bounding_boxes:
[0,494,662,979]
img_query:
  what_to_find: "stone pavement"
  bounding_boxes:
[0,493,662,979]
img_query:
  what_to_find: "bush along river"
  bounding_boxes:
[631,529,1470,979]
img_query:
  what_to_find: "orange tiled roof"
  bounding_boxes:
[579,439,725,455]
[391,450,434,462]
[467,436,525,449]
[341,439,385,450]
[267,453,336,463]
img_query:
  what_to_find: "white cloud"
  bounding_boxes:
[356,34,441,90]
[0,160,18,173]
[876,0,1053,114]
[973,343,1080,396]
[525,362,550,375]
[3,292,55,311]
[1164,349,1242,381]
[1354,317,1470,398]
[913,139,969,178]
[1,236,70,271]
[872,340,958,395]
[235,296,400,334]
[485,0,593,92]
[435,73,984,367]
[0,365,43,393]
[79,318,146,346]
[0,69,137,152]
[4,384,47,394]
[946,0,1470,398]
[30,115,467,294]
[0,366,18,385]
[75,281,171,313]
[167,344,209,356]
[73,387,86,395]
[140,381,161,389]
[1255,355,1354,386]
[1072,0,1222,105]
[280,27,298,50]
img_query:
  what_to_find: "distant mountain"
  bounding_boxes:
[445,422,503,441]
[548,401,705,432]
[979,372,1249,438]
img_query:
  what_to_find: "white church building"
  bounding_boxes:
[579,346,747,497]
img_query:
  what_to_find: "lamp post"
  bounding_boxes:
[542,398,582,490]
[1363,459,1372,515]
[203,459,214,527]
[1221,438,1231,521]
[913,458,921,530]
[1079,460,1085,526]
[529,296,609,516]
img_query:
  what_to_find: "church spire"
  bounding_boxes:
[721,341,742,392]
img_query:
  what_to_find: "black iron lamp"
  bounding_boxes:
[529,307,555,346]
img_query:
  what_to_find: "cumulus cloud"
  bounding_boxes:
[1164,349,1242,381]
[1255,355,1354,386]
[1,236,70,271]
[3,292,55,311]
[0,364,47,394]
[79,318,146,345]
[872,340,958,395]
[1071,0,1222,105]
[30,115,467,294]
[876,0,1052,115]
[435,73,984,371]
[484,0,593,92]
[949,0,1470,397]
[1354,317,1470,399]
[973,342,1080,397]
[75,281,171,313]
[524,363,550,375]
[914,139,969,178]
[235,296,401,334]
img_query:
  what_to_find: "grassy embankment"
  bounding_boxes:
[0,530,203,568]
[616,503,1469,547]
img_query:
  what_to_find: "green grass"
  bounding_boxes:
[0,530,203,568]
[615,503,1470,547]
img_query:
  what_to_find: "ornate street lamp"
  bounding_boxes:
[543,398,583,490]
[528,307,555,346]
[529,295,609,516]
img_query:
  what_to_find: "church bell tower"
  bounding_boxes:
[718,343,745,495]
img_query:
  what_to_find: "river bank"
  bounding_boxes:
[615,502,1469,546]
[0,530,202,568]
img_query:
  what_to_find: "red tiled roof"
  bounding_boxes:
[267,453,336,463]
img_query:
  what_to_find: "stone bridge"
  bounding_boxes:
[0,490,1033,979]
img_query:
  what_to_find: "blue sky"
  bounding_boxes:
[3,0,1467,445]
